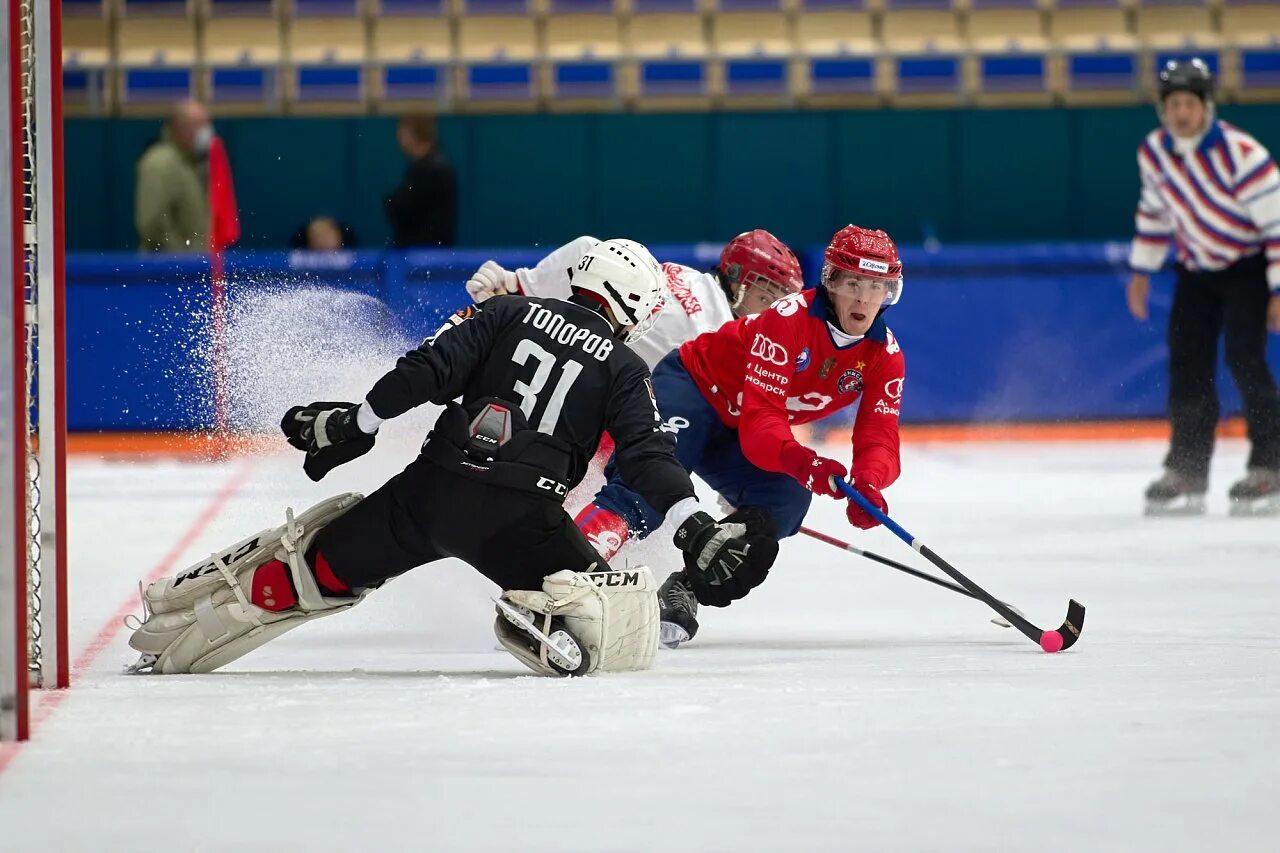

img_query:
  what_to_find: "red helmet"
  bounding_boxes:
[718,229,804,311]
[823,225,904,305]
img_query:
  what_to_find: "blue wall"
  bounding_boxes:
[65,244,1280,431]
[66,105,1280,253]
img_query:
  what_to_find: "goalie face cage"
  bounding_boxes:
[1,0,68,743]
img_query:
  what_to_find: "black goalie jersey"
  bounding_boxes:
[364,295,696,515]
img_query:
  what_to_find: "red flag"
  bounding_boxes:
[208,135,240,253]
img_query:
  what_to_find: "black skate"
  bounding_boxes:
[1228,468,1280,517]
[658,572,699,649]
[1144,469,1207,516]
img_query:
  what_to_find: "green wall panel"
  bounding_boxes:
[955,109,1073,242]
[832,110,961,244]
[710,112,835,247]
[64,105,1280,254]
[592,113,715,244]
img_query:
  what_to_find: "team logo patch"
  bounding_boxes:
[749,333,788,366]
[795,347,811,373]
[426,305,478,345]
[837,368,864,395]
[818,357,838,379]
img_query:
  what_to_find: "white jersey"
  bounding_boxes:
[515,236,737,369]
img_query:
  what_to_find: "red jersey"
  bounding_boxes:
[678,288,904,490]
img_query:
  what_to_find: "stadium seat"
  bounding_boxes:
[548,0,617,11]
[890,54,963,99]
[288,3,366,106]
[1221,1,1280,47]
[881,0,963,54]
[628,12,709,58]
[717,0,788,10]
[974,51,1054,102]
[1237,46,1280,100]
[1135,0,1217,49]
[372,4,451,104]
[1062,50,1140,102]
[465,0,536,13]
[118,2,198,107]
[62,4,111,114]
[968,0,1047,52]
[458,14,538,102]
[630,0,702,11]
[379,0,448,13]
[713,11,791,57]
[714,11,792,97]
[628,11,712,100]
[794,7,877,102]
[545,13,623,102]
[204,2,283,109]
[546,13,624,59]
[1050,0,1136,49]
[805,56,877,96]
[795,9,876,55]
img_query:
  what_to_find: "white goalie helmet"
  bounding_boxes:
[569,238,666,342]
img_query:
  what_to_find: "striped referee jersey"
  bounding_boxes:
[1129,120,1280,290]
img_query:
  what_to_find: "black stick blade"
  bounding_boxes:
[1056,600,1087,650]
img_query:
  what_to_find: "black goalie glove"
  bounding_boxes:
[673,511,779,608]
[281,401,377,482]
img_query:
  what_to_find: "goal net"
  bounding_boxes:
[2,0,68,743]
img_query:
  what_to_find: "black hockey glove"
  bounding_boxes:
[281,401,377,482]
[673,511,779,608]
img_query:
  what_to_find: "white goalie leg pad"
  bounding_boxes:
[496,566,659,676]
[127,493,367,674]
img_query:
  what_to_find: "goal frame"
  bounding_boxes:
[2,0,68,743]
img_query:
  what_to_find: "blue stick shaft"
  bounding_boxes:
[837,479,917,550]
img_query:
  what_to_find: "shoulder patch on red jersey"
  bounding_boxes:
[837,368,864,395]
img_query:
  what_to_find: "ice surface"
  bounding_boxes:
[2,438,1278,852]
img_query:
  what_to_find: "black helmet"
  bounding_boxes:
[1158,58,1214,102]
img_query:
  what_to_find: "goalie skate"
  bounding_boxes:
[494,598,590,677]
[1228,468,1280,517]
[658,571,699,649]
[1143,469,1207,517]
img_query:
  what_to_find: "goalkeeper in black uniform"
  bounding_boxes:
[126,239,778,677]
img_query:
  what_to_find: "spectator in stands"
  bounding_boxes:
[134,100,213,253]
[291,216,357,252]
[385,113,458,248]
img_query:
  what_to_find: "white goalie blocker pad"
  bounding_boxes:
[496,567,660,677]
[126,493,368,674]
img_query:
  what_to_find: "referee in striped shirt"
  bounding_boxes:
[1126,59,1280,516]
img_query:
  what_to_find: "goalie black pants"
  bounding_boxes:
[311,453,607,593]
[1165,253,1280,479]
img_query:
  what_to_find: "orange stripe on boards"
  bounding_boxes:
[67,431,277,458]
[64,418,1249,458]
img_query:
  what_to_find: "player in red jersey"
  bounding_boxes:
[574,225,907,646]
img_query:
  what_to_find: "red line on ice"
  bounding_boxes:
[0,459,255,777]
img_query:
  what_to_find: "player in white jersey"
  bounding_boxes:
[465,229,805,369]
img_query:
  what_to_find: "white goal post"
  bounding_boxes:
[2,0,68,743]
